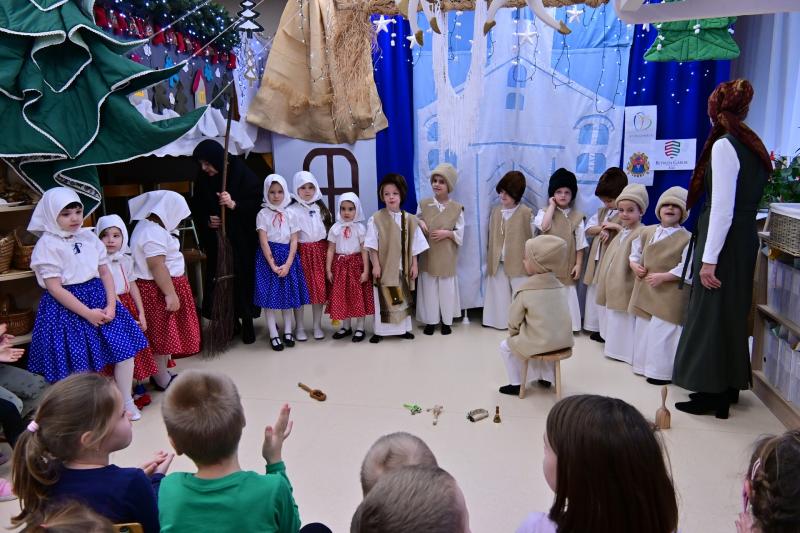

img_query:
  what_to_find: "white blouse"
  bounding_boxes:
[287,202,327,243]
[416,199,465,246]
[256,208,298,244]
[130,219,185,280]
[30,230,108,288]
[703,138,740,264]
[534,207,589,250]
[108,254,136,295]
[328,222,366,255]
[364,211,429,267]
[629,226,692,281]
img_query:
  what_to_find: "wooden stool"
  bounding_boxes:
[518,348,572,399]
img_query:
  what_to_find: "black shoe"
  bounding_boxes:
[333,328,353,339]
[589,332,605,343]
[283,334,296,348]
[352,330,366,342]
[647,378,672,386]
[538,379,552,388]
[690,388,740,404]
[270,337,284,351]
[423,324,435,335]
[241,319,255,345]
[150,373,177,392]
[401,332,415,340]
[369,335,382,344]
[441,324,452,335]
[675,394,730,419]
[499,384,521,396]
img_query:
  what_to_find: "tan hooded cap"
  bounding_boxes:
[656,186,689,223]
[525,235,568,275]
[615,183,649,213]
[431,163,458,193]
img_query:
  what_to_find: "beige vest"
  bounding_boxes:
[595,225,645,312]
[507,273,575,358]
[583,207,622,285]
[487,204,533,278]
[542,208,584,285]
[374,209,419,289]
[418,198,463,278]
[628,226,691,325]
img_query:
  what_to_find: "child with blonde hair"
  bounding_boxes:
[360,432,438,495]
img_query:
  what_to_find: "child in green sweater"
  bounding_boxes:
[158,369,301,533]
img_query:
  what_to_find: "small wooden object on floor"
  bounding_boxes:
[298,382,327,402]
[427,405,443,425]
[518,347,572,399]
[493,405,501,423]
[655,386,671,430]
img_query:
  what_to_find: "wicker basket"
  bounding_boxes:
[0,234,14,274]
[12,228,37,271]
[0,294,34,336]
[766,203,800,257]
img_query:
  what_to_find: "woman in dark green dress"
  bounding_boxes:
[672,80,772,419]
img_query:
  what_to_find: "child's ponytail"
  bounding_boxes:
[10,374,119,525]
[316,199,333,231]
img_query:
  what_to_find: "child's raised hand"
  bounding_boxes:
[548,197,557,209]
[153,451,175,476]
[165,293,181,312]
[262,403,293,465]
[85,309,108,327]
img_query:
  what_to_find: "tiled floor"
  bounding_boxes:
[0,316,786,532]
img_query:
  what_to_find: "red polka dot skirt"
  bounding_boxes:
[326,253,374,320]
[137,276,201,357]
[298,240,329,305]
[102,292,159,380]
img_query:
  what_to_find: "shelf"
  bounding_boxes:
[0,269,34,282]
[752,371,800,429]
[9,332,32,346]
[0,204,35,213]
[757,304,800,337]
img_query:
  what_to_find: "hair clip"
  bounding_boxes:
[27,420,39,433]
[750,458,761,481]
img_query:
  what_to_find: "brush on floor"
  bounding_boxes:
[655,386,671,430]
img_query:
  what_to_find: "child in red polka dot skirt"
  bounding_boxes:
[95,215,159,420]
[325,193,373,342]
[128,191,201,391]
[287,171,332,341]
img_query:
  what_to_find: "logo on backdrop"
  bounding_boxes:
[633,112,654,131]
[664,140,681,159]
[626,152,651,178]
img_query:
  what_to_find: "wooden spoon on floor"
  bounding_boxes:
[298,382,327,402]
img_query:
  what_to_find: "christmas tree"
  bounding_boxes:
[236,0,264,38]
[644,0,739,62]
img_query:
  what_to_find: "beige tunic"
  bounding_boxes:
[507,273,575,358]
[583,207,622,285]
[418,198,463,278]
[487,205,533,278]
[540,209,585,285]
[373,209,420,290]
[595,225,646,312]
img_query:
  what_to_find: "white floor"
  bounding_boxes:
[0,315,786,532]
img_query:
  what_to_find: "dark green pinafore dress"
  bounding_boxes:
[672,134,768,393]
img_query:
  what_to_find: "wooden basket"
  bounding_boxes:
[12,228,37,270]
[0,294,34,336]
[0,234,14,274]
[766,204,800,257]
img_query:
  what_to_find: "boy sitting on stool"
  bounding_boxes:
[499,236,574,395]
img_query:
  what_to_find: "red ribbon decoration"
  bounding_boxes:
[343,226,352,239]
[272,213,284,228]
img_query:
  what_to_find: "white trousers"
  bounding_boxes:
[500,339,555,384]
[598,303,608,339]
[604,309,636,365]
[372,287,414,336]
[632,316,650,375]
[482,263,527,330]
[583,284,601,332]
[566,285,581,332]
[638,316,682,380]
[416,272,461,326]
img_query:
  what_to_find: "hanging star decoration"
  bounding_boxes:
[373,14,392,34]
[567,6,584,23]
[406,33,418,48]
[516,23,538,46]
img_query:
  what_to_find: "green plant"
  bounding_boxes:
[761,151,800,208]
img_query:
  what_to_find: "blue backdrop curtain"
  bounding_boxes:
[625,25,730,227]
[372,15,418,213]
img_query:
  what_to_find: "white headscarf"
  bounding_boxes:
[291,171,323,206]
[128,190,191,233]
[28,187,84,237]
[263,174,291,211]
[94,214,130,259]
[335,192,365,224]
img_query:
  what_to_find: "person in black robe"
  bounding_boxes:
[191,140,264,344]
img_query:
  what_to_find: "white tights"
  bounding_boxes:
[294,304,323,335]
[114,358,134,405]
[266,309,294,338]
[338,317,365,332]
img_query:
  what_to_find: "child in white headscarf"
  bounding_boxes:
[129,191,201,391]
[26,188,148,419]
[95,214,158,419]
[325,192,373,342]
[254,175,310,351]
[287,171,332,341]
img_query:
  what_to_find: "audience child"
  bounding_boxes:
[12,373,172,533]
[498,236,574,395]
[628,187,691,385]
[326,193,373,342]
[288,171,332,341]
[254,174,310,351]
[594,184,648,365]
[95,215,159,419]
[26,188,147,417]
[583,167,628,342]
[25,500,116,533]
[516,395,678,533]
[416,163,465,335]
[365,174,429,344]
[534,169,587,332]
[360,432,439,495]
[351,465,471,533]
[736,429,800,533]
[158,369,301,533]
[129,191,201,389]
[0,323,48,423]
[483,171,535,330]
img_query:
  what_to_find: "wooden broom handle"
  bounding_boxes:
[219,87,237,237]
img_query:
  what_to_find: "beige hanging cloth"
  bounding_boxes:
[246,0,388,144]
